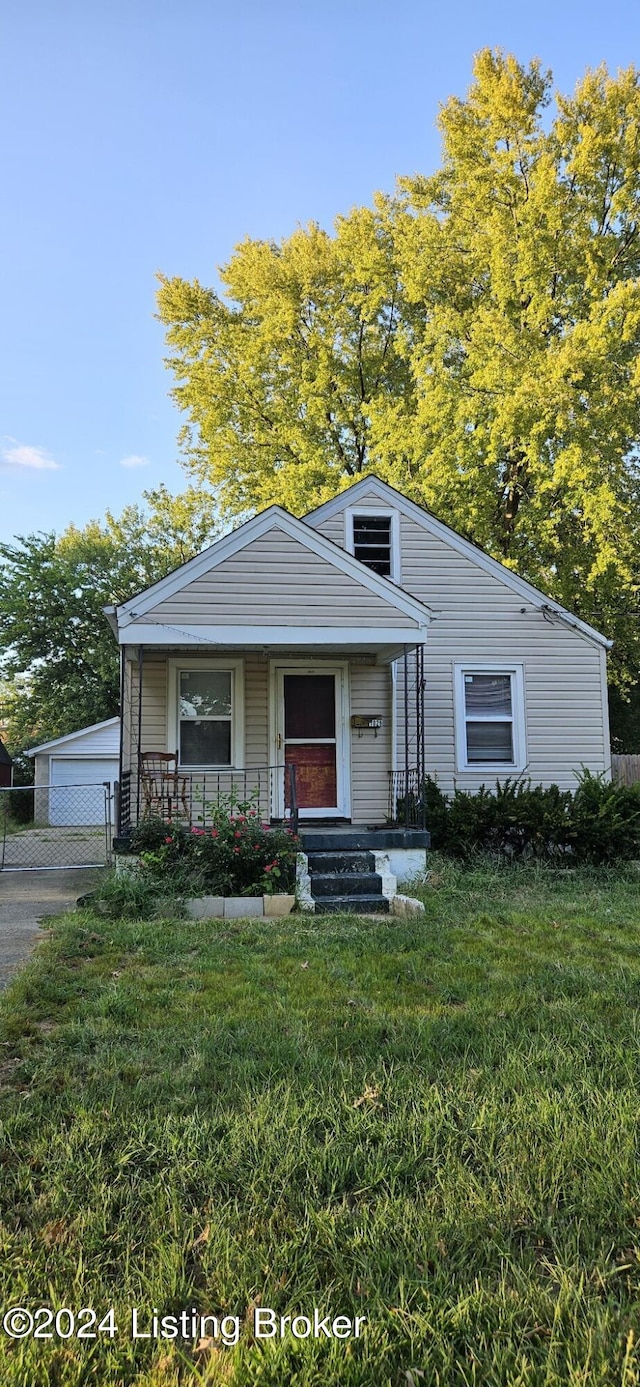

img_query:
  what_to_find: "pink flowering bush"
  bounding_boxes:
[127,796,299,896]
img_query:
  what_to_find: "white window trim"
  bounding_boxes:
[454,663,527,774]
[167,658,245,770]
[344,506,401,584]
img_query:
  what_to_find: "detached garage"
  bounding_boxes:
[27,718,119,826]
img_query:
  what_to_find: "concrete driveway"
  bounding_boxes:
[1,827,108,871]
[0,868,105,991]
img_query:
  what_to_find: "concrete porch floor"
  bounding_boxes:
[298,826,429,852]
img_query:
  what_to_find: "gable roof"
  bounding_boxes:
[26,717,120,758]
[111,504,433,634]
[0,738,11,767]
[305,476,611,650]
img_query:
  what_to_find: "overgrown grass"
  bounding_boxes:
[2,857,640,1384]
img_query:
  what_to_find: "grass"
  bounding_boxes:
[1,856,640,1384]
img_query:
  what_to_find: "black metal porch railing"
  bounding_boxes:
[117,764,298,838]
[115,770,131,837]
[389,767,427,830]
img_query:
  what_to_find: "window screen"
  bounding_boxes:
[352,515,392,576]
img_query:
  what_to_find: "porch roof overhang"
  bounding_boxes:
[120,623,429,664]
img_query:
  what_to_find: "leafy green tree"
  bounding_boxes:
[0,486,218,755]
[157,51,640,690]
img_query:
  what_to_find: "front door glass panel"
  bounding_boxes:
[284,675,336,739]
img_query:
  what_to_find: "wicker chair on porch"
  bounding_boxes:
[138,751,190,823]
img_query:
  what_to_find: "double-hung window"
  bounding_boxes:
[170,660,244,768]
[454,665,526,772]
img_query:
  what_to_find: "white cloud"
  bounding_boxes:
[120,454,150,469]
[0,442,61,472]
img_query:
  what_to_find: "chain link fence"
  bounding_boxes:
[0,783,113,871]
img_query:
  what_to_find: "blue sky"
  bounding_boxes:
[1,0,639,544]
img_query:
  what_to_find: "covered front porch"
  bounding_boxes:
[115,640,428,839]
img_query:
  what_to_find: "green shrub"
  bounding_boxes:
[571,770,640,863]
[422,770,640,864]
[121,815,170,853]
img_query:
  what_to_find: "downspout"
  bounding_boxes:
[390,660,397,774]
[418,644,426,831]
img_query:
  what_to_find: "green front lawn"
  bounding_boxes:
[2,859,640,1385]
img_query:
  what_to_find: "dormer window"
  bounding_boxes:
[345,507,400,581]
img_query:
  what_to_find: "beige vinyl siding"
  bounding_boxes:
[143,526,411,628]
[399,511,608,791]
[315,500,609,792]
[350,664,392,823]
[139,660,167,752]
[245,658,269,766]
[313,512,346,546]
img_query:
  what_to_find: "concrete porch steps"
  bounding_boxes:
[311,872,382,898]
[314,895,390,916]
[306,847,390,916]
[307,850,376,875]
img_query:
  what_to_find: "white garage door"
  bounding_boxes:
[49,758,120,826]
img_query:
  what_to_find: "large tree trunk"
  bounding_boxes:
[500,454,526,557]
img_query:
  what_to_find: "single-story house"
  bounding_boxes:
[26,718,120,826]
[104,477,611,898]
[0,738,12,788]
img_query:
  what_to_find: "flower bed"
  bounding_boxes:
[122,798,299,899]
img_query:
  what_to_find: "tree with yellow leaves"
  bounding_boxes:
[158,51,640,690]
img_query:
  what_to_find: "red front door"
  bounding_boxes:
[282,673,339,813]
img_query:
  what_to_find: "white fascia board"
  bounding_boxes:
[115,505,433,631]
[102,605,119,638]
[305,476,611,651]
[117,623,429,647]
[26,717,120,757]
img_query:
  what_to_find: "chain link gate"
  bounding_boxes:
[0,782,113,871]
